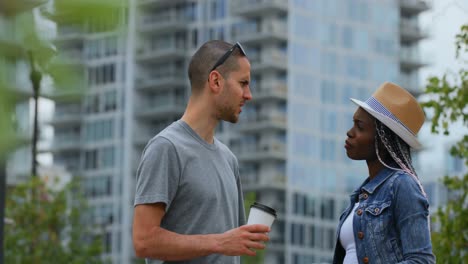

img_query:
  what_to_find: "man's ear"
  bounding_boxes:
[208,70,223,95]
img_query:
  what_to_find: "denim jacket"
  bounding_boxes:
[332,167,435,264]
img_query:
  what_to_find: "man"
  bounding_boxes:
[132,40,270,263]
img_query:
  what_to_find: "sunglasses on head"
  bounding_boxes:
[209,42,247,73]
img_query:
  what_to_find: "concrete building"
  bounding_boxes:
[50,0,430,263]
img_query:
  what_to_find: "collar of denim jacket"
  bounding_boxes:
[360,167,398,194]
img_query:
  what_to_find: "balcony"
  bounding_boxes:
[231,0,288,16]
[399,0,431,16]
[50,137,81,152]
[399,47,428,71]
[233,20,287,44]
[135,96,186,120]
[54,50,84,65]
[238,111,287,133]
[233,141,286,162]
[250,49,287,72]
[42,88,83,102]
[139,10,190,33]
[55,25,84,43]
[50,112,82,127]
[138,0,186,7]
[400,18,428,43]
[252,81,287,102]
[136,44,187,62]
[135,72,186,92]
[242,172,286,191]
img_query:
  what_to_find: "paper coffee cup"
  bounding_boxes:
[247,202,277,228]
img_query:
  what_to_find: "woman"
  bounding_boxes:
[333,82,435,264]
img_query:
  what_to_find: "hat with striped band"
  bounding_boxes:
[350,82,425,149]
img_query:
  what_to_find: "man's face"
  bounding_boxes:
[344,107,377,161]
[216,56,252,123]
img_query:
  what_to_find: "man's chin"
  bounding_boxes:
[223,115,239,124]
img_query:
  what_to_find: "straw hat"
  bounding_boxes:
[350,82,425,149]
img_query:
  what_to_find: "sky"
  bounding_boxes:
[419,0,468,83]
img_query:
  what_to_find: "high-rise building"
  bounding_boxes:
[50,0,430,263]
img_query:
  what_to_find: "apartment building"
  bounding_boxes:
[50,0,430,263]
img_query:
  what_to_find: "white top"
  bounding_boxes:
[340,202,360,264]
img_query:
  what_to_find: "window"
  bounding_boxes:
[347,0,368,22]
[84,94,99,113]
[320,22,337,46]
[321,111,337,134]
[321,138,336,161]
[84,150,98,169]
[86,36,118,59]
[101,146,115,168]
[85,175,112,197]
[320,79,336,103]
[103,90,117,112]
[88,64,116,86]
[342,26,353,49]
[309,225,316,247]
[344,55,367,80]
[83,119,114,142]
[320,198,335,220]
[292,13,315,40]
[210,0,226,19]
[320,51,337,75]
[290,223,305,245]
[191,29,198,48]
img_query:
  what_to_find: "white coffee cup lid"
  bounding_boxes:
[250,202,277,218]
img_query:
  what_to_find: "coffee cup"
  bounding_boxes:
[247,202,277,228]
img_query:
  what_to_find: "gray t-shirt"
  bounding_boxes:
[134,120,246,264]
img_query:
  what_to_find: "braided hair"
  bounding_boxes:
[374,119,427,197]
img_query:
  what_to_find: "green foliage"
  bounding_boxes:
[421,24,468,263]
[5,177,108,263]
[430,175,468,264]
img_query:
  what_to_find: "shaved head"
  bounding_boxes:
[188,40,245,94]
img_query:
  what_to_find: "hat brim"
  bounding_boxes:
[350,98,422,150]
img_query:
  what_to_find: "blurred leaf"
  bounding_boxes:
[44,0,126,27]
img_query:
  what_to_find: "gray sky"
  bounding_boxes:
[419,0,468,83]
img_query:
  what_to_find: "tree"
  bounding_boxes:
[421,24,467,263]
[5,177,108,264]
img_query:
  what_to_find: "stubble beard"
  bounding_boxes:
[218,104,239,123]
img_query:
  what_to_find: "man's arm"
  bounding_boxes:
[132,203,270,261]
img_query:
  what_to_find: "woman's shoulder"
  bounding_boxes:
[390,170,427,201]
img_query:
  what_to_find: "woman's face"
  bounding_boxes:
[344,107,377,161]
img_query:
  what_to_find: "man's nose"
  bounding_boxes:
[244,86,252,101]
